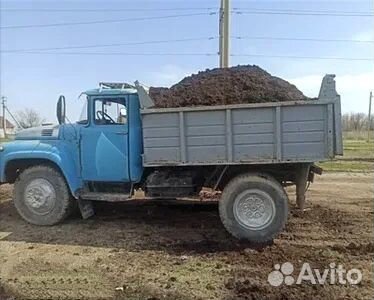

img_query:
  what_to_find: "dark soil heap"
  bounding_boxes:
[149,65,309,108]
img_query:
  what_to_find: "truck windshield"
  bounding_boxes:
[77,94,88,124]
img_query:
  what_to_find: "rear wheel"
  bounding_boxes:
[13,165,74,225]
[219,173,288,244]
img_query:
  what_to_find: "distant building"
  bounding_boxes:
[0,117,16,138]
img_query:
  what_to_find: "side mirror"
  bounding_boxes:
[120,107,127,117]
[56,95,66,124]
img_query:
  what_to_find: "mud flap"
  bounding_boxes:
[77,199,95,219]
[296,163,311,211]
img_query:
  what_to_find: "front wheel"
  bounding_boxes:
[219,173,288,244]
[13,165,74,225]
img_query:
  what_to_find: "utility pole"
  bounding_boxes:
[368,91,372,142]
[6,106,23,129]
[219,0,230,68]
[1,96,7,138]
[219,0,224,68]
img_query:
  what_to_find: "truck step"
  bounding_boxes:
[80,192,131,202]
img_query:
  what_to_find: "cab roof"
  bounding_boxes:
[83,88,138,97]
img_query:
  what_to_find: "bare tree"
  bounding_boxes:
[342,112,373,131]
[16,109,45,129]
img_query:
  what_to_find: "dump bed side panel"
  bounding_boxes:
[142,101,336,166]
[281,105,327,160]
[142,112,181,163]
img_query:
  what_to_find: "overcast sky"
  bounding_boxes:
[1,0,373,122]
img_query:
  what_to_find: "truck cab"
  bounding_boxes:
[0,87,146,224]
[76,88,143,184]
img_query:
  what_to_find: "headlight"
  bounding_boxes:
[0,145,4,152]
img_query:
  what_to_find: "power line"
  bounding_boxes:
[2,7,371,14]
[232,10,374,17]
[231,53,374,61]
[0,12,217,30]
[3,51,218,56]
[233,36,374,44]
[1,35,371,54]
[232,8,374,14]
[1,37,218,53]
[4,51,373,61]
[0,7,218,12]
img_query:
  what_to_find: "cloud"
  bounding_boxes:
[144,64,193,87]
[352,31,374,41]
[288,72,374,113]
[289,75,322,97]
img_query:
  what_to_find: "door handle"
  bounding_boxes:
[115,132,127,135]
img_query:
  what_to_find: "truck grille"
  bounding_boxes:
[41,128,54,137]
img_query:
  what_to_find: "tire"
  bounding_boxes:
[219,173,288,244]
[13,165,74,226]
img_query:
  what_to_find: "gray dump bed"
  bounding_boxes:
[140,75,342,166]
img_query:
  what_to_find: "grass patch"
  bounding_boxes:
[343,140,374,159]
[319,133,374,172]
[319,160,373,172]
[343,130,374,141]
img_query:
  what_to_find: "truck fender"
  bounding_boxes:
[2,142,83,198]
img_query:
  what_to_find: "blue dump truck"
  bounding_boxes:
[0,75,342,244]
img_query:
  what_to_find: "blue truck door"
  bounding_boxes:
[80,97,129,182]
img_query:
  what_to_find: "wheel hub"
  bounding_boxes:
[24,178,56,215]
[233,189,275,230]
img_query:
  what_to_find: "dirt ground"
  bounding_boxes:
[149,65,308,108]
[0,172,373,300]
